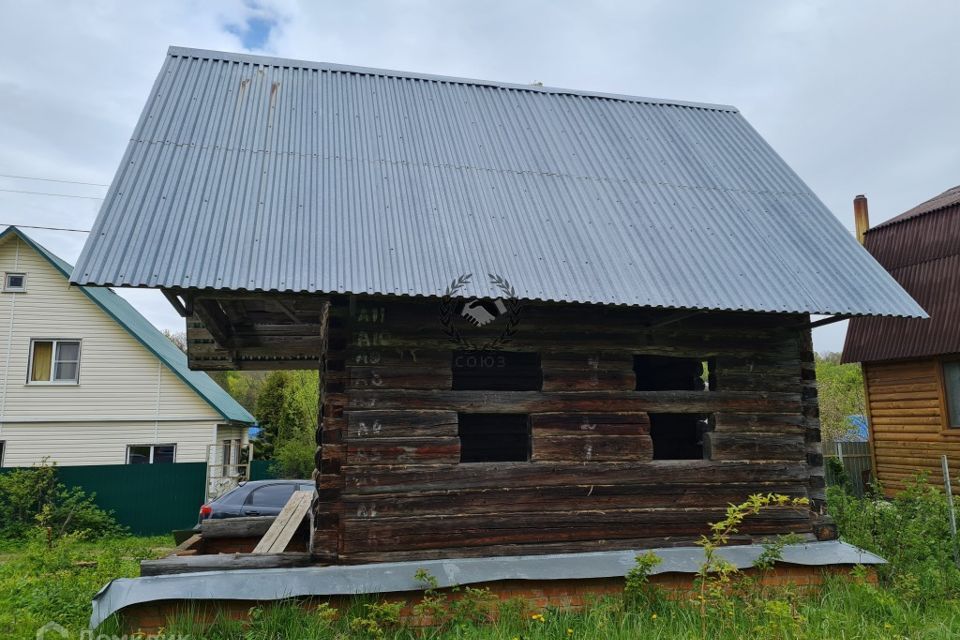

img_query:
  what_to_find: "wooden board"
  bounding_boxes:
[253,491,313,554]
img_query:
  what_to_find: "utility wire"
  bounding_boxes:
[0,188,103,200]
[0,223,91,233]
[0,173,109,188]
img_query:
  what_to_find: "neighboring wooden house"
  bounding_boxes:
[0,226,254,468]
[843,188,960,494]
[73,47,923,564]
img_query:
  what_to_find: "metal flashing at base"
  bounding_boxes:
[91,541,883,629]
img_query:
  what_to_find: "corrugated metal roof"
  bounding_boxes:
[0,227,255,423]
[843,199,960,363]
[871,184,960,231]
[72,46,923,318]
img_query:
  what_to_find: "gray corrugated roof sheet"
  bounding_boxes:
[0,227,255,423]
[72,46,923,318]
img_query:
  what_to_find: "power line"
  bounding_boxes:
[0,188,103,201]
[0,173,108,188]
[0,223,90,233]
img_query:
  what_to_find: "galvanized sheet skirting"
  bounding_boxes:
[90,541,883,629]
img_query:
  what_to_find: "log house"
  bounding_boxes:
[72,47,924,564]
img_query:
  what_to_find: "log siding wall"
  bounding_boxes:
[314,297,820,563]
[864,358,960,495]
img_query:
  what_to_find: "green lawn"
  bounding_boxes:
[0,532,172,639]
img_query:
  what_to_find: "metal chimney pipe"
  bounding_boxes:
[854,195,870,245]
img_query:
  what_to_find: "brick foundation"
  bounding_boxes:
[118,564,874,635]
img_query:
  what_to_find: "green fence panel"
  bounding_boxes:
[55,462,208,535]
[249,459,277,481]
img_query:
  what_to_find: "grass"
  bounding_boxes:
[3,479,960,639]
[0,531,172,639]
[154,579,960,639]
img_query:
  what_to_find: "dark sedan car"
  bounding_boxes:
[198,479,314,523]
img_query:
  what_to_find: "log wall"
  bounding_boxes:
[864,358,960,495]
[314,297,821,563]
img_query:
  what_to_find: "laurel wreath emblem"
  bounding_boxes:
[439,273,522,350]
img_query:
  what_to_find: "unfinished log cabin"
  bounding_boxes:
[843,188,960,495]
[73,47,924,565]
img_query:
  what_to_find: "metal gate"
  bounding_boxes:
[825,441,873,497]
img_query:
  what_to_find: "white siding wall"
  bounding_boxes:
[0,236,229,466]
[0,420,222,466]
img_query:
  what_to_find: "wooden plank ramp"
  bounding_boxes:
[253,490,313,554]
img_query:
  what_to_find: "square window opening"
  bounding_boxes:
[452,351,542,390]
[458,413,530,462]
[649,413,710,460]
[635,355,714,391]
[4,273,25,292]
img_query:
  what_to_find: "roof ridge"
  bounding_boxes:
[870,184,960,232]
[166,45,740,113]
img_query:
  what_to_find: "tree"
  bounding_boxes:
[253,371,319,477]
[815,352,866,443]
[161,329,187,352]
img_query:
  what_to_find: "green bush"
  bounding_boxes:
[828,475,960,600]
[0,462,123,539]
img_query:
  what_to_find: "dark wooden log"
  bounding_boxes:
[338,534,773,564]
[341,483,809,518]
[342,367,453,390]
[704,433,806,462]
[541,369,636,391]
[530,412,650,436]
[339,507,811,552]
[343,460,809,494]
[347,437,461,465]
[200,516,275,539]
[531,434,652,462]
[346,410,459,438]
[140,552,312,576]
[343,389,801,413]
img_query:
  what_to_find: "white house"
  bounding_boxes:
[0,226,255,468]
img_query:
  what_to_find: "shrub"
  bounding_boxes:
[828,475,960,600]
[0,462,123,539]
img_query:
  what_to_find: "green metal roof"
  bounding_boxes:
[0,226,255,424]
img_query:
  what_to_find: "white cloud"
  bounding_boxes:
[2,0,958,352]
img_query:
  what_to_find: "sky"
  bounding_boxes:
[1,0,958,354]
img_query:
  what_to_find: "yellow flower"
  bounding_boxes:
[651,613,658,620]
[567,629,574,635]
[884,623,892,629]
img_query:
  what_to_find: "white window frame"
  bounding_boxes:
[0,440,5,467]
[126,443,177,464]
[3,272,26,292]
[27,339,82,385]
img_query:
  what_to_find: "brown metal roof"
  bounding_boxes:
[842,190,960,363]
[872,184,960,230]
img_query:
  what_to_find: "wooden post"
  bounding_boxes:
[941,455,959,568]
